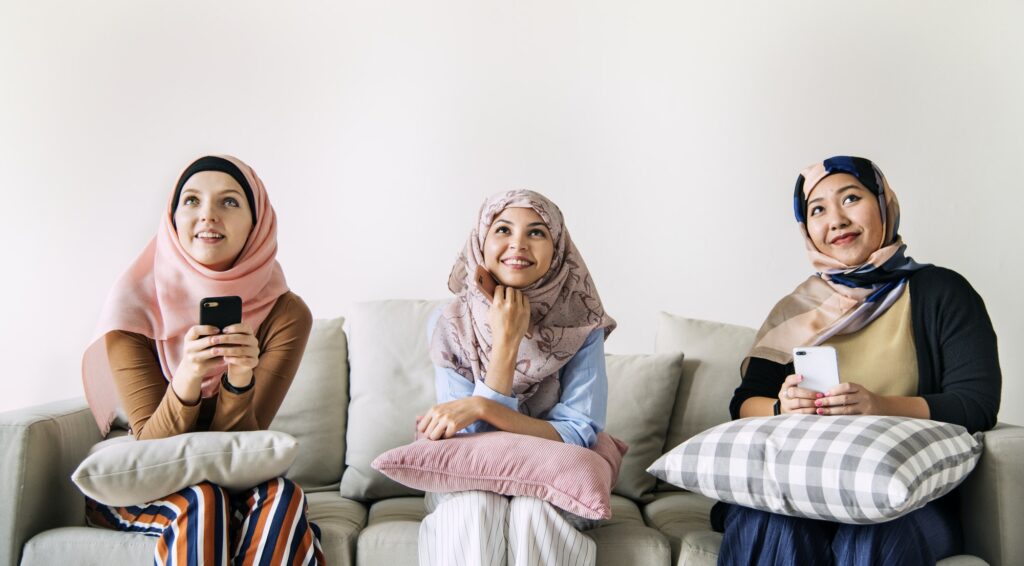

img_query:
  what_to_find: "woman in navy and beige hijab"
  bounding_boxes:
[718,156,1001,566]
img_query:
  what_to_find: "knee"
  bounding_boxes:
[455,490,509,518]
[191,481,229,501]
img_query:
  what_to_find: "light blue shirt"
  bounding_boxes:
[427,310,608,448]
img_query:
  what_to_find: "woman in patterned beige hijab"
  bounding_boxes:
[717,156,1001,566]
[418,189,615,566]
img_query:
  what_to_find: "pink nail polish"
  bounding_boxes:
[816,408,824,415]
[815,400,822,407]
[816,393,824,398]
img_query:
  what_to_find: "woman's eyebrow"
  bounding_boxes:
[808,184,862,205]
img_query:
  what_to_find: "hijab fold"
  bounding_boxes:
[430,190,615,417]
[745,156,929,371]
[82,155,288,436]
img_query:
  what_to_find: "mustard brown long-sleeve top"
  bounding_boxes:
[104,291,313,440]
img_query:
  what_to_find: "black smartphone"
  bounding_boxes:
[199,296,242,331]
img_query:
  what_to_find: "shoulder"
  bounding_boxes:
[908,266,981,302]
[261,291,313,336]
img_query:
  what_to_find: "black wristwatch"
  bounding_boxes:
[773,399,782,416]
[221,373,255,394]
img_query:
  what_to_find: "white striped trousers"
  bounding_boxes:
[418,490,598,566]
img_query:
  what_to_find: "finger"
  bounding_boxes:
[443,422,457,439]
[817,394,853,408]
[790,407,817,415]
[416,414,431,433]
[786,398,817,411]
[222,323,253,336]
[782,374,803,387]
[818,403,858,416]
[223,357,258,369]
[825,383,854,396]
[211,333,258,347]
[492,285,505,304]
[212,345,260,358]
[787,386,821,400]
[428,420,448,441]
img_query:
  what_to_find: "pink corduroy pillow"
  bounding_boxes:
[371,431,629,520]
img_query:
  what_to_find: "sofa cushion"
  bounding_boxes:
[270,316,349,491]
[654,313,756,451]
[356,495,670,566]
[340,300,448,501]
[21,493,367,566]
[304,492,368,566]
[642,491,720,566]
[605,352,683,501]
[372,431,627,519]
[647,415,983,524]
[72,431,298,506]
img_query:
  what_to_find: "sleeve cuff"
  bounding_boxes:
[472,380,519,411]
[549,420,595,448]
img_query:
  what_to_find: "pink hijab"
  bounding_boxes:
[82,155,289,436]
[430,190,616,417]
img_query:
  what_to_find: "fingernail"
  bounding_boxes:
[816,408,824,415]
[815,393,823,398]
[797,375,804,381]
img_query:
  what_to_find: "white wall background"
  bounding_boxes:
[1,1,1020,424]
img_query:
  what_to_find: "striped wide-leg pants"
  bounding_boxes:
[86,477,325,566]
[418,491,598,566]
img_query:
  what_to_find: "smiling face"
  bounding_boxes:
[173,171,254,271]
[482,206,555,288]
[805,173,885,266]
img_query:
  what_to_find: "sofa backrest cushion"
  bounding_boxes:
[654,313,756,451]
[340,300,447,500]
[269,316,349,491]
[604,352,683,501]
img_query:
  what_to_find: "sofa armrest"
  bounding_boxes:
[0,398,103,566]
[960,422,1024,566]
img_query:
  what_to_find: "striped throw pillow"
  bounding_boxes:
[647,415,982,524]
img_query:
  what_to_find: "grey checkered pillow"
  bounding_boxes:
[647,415,983,524]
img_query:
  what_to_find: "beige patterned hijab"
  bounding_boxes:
[745,156,928,371]
[430,190,616,417]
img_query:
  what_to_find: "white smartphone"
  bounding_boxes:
[793,346,841,394]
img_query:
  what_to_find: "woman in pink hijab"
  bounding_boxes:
[81,155,323,565]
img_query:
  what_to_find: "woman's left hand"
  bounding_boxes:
[417,397,483,440]
[214,323,261,387]
[815,382,883,415]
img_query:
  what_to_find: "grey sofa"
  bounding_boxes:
[2,301,1021,566]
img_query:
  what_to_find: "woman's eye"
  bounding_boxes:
[809,205,824,216]
[529,229,547,238]
[183,196,199,206]
[224,197,240,207]
[495,226,510,234]
[843,195,861,205]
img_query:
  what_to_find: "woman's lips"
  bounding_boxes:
[831,233,859,246]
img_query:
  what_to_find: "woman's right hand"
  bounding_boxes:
[487,285,531,348]
[171,325,225,404]
[777,373,823,415]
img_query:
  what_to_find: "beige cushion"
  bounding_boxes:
[71,431,298,506]
[270,316,349,491]
[22,493,368,566]
[642,491,720,566]
[604,352,683,501]
[340,300,447,501]
[654,314,755,451]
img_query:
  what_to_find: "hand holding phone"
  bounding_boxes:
[474,265,498,301]
[793,346,841,394]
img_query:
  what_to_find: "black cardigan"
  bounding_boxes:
[730,266,1002,434]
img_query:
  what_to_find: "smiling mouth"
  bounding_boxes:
[195,231,225,243]
[831,233,859,246]
[501,257,534,270]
